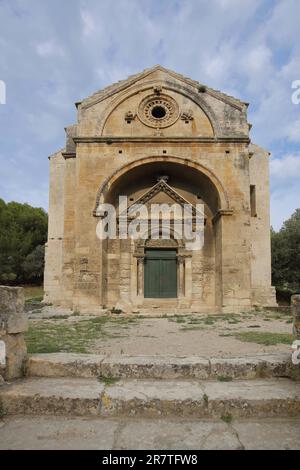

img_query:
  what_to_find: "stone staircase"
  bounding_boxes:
[0,353,299,419]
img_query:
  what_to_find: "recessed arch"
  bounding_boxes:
[93,155,230,216]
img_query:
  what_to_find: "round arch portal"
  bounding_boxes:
[94,155,230,217]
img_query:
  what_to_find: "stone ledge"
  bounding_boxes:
[26,352,297,380]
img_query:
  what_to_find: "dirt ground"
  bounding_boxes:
[87,314,293,357]
[26,309,294,357]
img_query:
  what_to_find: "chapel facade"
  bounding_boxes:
[44,65,277,314]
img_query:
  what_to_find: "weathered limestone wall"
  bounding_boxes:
[249,144,277,307]
[44,150,65,305]
[77,68,249,138]
[0,286,28,381]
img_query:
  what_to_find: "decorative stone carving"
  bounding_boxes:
[138,93,180,128]
[125,177,201,220]
[181,109,194,122]
[124,111,135,123]
[145,238,178,248]
[153,85,163,95]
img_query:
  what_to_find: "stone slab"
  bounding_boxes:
[100,355,210,379]
[233,418,300,450]
[1,312,28,334]
[210,353,293,379]
[26,353,106,378]
[0,415,118,450]
[101,378,300,418]
[100,379,205,418]
[1,376,300,420]
[1,416,299,450]
[0,377,104,416]
[116,419,242,450]
[203,378,300,418]
[0,286,24,314]
[26,352,295,380]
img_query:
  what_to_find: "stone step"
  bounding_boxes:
[101,378,300,419]
[26,352,297,381]
[0,377,300,418]
[0,377,103,416]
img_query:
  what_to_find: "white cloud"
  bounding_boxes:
[271,153,300,182]
[245,45,273,73]
[36,40,65,58]
[270,153,300,229]
[285,120,300,143]
[80,10,95,37]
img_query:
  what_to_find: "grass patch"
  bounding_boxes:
[217,375,233,382]
[23,286,44,312]
[203,393,209,404]
[180,325,205,331]
[25,316,132,354]
[185,313,243,327]
[0,401,7,419]
[233,331,294,346]
[168,315,187,324]
[72,310,81,316]
[221,414,233,424]
[24,285,44,300]
[98,376,119,385]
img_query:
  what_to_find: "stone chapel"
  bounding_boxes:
[44,65,277,314]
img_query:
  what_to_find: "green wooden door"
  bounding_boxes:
[144,249,177,298]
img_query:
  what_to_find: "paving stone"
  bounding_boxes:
[0,415,118,450]
[117,419,241,450]
[0,416,299,449]
[233,418,300,450]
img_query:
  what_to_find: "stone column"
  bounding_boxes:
[0,286,28,381]
[137,257,144,298]
[291,294,300,339]
[177,256,185,298]
[118,239,132,311]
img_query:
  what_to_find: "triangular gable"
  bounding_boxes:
[119,177,205,219]
[79,65,246,110]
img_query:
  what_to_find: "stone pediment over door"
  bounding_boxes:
[119,176,205,221]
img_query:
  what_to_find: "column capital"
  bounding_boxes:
[212,209,234,224]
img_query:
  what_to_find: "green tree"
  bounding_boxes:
[271,209,300,298]
[22,245,45,282]
[0,199,48,284]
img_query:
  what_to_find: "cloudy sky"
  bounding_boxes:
[0,0,299,230]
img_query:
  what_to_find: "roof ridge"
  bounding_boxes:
[78,65,246,109]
